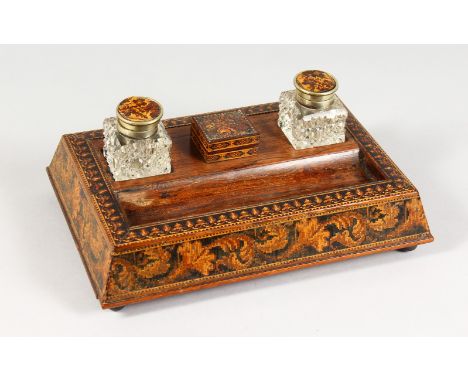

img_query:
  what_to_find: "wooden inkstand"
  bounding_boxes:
[48,97,433,310]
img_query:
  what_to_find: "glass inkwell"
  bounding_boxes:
[278,70,347,149]
[103,96,172,181]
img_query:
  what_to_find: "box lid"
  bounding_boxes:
[192,109,259,153]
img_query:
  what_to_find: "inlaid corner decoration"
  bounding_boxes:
[49,141,110,296]
[106,198,430,301]
[64,102,418,247]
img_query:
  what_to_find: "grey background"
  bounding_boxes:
[0,45,467,336]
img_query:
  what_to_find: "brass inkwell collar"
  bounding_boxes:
[116,96,164,140]
[294,70,339,110]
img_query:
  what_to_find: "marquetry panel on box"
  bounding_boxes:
[105,198,430,306]
[191,109,260,163]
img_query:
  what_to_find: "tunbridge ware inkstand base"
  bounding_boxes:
[47,77,433,310]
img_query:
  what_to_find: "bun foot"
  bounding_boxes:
[110,306,125,312]
[397,245,418,252]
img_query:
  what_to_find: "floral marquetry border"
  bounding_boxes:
[48,138,112,297]
[104,198,431,304]
[64,102,418,247]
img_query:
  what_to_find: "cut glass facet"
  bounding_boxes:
[103,117,172,181]
[278,90,347,149]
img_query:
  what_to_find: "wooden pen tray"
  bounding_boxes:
[48,102,433,310]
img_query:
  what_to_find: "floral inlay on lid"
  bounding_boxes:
[117,96,162,123]
[193,110,257,143]
[295,70,337,94]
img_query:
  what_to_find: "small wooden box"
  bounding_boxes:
[47,101,433,310]
[191,109,259,162]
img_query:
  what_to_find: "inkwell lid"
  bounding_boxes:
[294,70,338,109]
[116,96,163,139]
